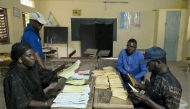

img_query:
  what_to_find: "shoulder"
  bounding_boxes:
[156,71,182,90]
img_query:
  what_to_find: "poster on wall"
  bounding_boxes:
[120,12,140,29]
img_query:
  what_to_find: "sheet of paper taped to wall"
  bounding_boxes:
[59,60,81,79]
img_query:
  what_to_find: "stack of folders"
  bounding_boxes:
[52,60,91,108]
[51,85,90,108]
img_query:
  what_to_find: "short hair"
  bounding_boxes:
[127,38,137,45]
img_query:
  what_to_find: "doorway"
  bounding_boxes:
[164,11,181,61]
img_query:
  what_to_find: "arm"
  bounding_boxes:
[29,98,54,107]
[35,52,45,69]
[134,54,147,80]
[133,92,165,109]
[116,50,127,75]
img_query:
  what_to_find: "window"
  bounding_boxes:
[20,0,35,8]
[22,12,30,29]
[0,7,9,44]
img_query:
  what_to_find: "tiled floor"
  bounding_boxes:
[0,61,189,109]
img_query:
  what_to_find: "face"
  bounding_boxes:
[126,42,137,55]
[20,49,36,67]
[31,20,43,31]
[146,60,159,73]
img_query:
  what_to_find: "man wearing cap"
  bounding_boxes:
[131,46,182,109]
[116,38,147,92]
[21,11,47,69]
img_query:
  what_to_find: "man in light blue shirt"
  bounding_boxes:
[116,38,147,91]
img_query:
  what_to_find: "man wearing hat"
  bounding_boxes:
[131,46,182,109]
[21,11,47,69]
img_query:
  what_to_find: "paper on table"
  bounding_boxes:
[62,85,85,93]
[70,73,90,80]
[59,60,81,78]
[66,79,85,85]
[128,83,138,92]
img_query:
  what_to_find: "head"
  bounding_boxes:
[140,47,167,73]
[11,42,36,67]
[126,38,137,55]
[29,11,47,31]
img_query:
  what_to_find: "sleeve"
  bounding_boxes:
[116,50,127,75]
[3,75,33,109]
[162,80,182,109]
[134,54,147,80]
[36,64,58,84]
[24,32,39,53]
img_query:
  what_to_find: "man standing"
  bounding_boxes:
[116,38,147,91]
[21,11,46,69]
[132,47,182,109]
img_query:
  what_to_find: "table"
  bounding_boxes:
[48,58,133,109]
[97,50,110,57]
[93,89,134,109]
[50,59,97,109]
[84,49,98,57]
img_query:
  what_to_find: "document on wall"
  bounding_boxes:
[59,60,81,79]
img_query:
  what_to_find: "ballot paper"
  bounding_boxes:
[62,85,85,93]
[65,79,85,85]
[59,60,81,78]
[75,70,90,75]
[62,85,91,93]
[70,73,90,80]
[52,85,90,108]
[52,93,89,108]
[128,83,138,92]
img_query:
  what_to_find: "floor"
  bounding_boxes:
[0,61,189,109]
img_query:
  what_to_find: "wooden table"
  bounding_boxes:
[97,50,110,57]
[84,49,98,57]
[93,89,133,109]
[49,58,134,109]
[50,59,97,109]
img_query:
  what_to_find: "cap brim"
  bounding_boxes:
[37,18,47,24]
[140,59,154,64]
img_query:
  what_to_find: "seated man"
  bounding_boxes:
[116,38,147,91]
[131,46,182,109]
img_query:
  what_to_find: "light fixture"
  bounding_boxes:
[103,1,128,10]
[103,1,128,3]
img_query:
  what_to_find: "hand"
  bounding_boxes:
[46,98,54,106]
[75,67,80,73]
[127,73,139,86]
[133,92,149,103]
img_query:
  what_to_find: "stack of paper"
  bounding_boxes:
[108,74,119,79]
[91,70,105,77]
[127,73,136,86]
[108,75,123,88]
[112,91,128,100]
[59,60,81,79]
[75,70,90,75]
[70,73,90,80]
[65,79,85,85]
[103,66,113,72]
[51,93,89,108]
[62,85,85,93]
[95,75,109,89]
[104,71,117,76]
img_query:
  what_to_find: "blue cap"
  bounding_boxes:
[140,47,166,64]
